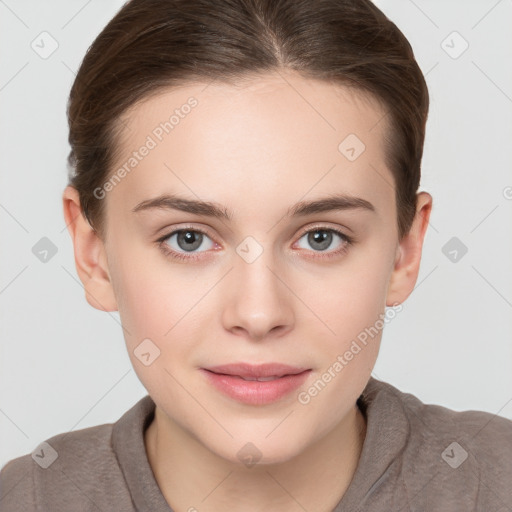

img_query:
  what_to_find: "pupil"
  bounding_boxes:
[309,230,332,251]
[178,230,202,251]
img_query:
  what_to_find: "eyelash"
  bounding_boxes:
[156,224,354,262]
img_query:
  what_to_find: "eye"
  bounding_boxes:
[294,226,353,258]
[156,224,354,262]
[157,226,216,261]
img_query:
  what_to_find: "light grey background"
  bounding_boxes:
[1,0,511,468]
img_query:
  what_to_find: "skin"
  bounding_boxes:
[62,69,432,512]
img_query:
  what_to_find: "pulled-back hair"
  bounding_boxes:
[67,0,429,241]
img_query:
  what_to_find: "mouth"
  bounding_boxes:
[204,372,299,382]
[200,363,312,405]
[203,362,310,380]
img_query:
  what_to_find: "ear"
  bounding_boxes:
[62,186,118,312]
[386,191,433,306]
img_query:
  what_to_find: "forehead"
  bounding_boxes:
[120,70,387,139]
[107,70,394,223]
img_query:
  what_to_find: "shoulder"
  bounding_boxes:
[371,378,512,441]
[373,379,512,507]
[0,423,134,512]
[393,382,512,458]
[0,450,35,510]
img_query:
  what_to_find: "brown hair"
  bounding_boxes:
[66,0,429,241]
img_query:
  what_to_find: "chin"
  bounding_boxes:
[209,434,307,468]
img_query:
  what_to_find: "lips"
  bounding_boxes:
[204,362,309,380]
[201,363,312,405]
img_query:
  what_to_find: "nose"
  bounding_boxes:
[221,250,295,342]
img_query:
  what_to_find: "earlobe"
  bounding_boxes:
[62,186,118,312]
[385,192,433,307]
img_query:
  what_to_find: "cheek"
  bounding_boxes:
[109,243,208,370]
[110,258,197,397]
[107,239,180,345]
[303,241,394,380]
[113,271,166,332]
[320,255,392,336]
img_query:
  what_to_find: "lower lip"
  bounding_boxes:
[201,369,311,405]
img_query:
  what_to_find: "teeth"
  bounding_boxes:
[241,376,281,381]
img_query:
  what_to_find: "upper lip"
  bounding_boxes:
[204,363,310,379]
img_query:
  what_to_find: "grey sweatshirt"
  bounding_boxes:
[1,376,511,511]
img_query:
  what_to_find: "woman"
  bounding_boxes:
[1,0,510,510]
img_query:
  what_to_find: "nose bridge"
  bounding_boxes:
[235,235,284,306]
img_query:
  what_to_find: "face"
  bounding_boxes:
[71,70,423,465]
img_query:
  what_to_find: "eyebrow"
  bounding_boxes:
[131,193,376,220]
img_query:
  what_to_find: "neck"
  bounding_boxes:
[144,403,366,512]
